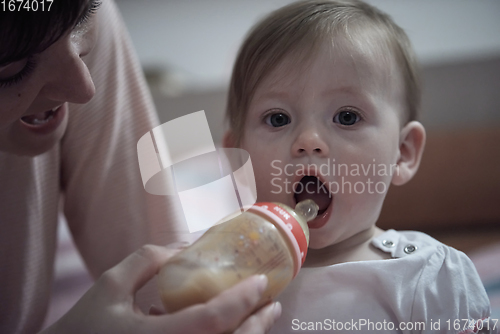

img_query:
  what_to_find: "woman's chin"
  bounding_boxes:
[1,110,68,157]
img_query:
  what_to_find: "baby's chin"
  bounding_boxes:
[307,233,338,249]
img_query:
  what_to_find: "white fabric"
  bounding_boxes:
[272,230,493,334]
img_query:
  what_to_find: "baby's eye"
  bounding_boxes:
[333,110,360,126]
[265,112,291,127]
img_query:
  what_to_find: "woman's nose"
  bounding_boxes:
[291,127,329,158]
[39,30,96,104]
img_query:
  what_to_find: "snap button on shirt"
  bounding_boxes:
[382,240,395,248]
[404,244,417,254]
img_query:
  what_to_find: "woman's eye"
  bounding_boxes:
[0,57,37,88]
[265,113,290,127]
[76,0,102,26]
[333,110,360,126]
[0,59,29,80]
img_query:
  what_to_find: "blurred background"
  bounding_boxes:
[44,0,500,328]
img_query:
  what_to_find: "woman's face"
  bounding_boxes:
[0,13,98,156]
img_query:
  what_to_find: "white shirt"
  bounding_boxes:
[272,229,493,334]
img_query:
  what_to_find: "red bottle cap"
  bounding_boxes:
[249,202,308,277]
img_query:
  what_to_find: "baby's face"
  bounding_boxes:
[239,43,405,249]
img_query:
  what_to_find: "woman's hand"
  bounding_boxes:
[41,244,281,334]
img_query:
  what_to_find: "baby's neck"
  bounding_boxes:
[304,226,391,267]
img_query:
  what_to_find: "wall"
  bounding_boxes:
[116,0,500,91]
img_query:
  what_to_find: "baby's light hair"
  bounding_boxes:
[226,0,421,145]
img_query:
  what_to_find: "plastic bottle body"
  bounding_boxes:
[158,200,317,313]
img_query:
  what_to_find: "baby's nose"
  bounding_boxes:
[291,130,329,157]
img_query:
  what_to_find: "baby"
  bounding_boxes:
[223,0,493,333]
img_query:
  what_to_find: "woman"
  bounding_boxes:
[0,0,280,333]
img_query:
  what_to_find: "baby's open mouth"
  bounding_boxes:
[294,176,332,215]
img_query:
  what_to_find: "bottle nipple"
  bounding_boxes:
[295,199,319,222]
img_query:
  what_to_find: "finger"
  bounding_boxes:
[165,241,191,250]
[202,274,268,331]
[161,275,268,334]
[234,302,281,334]
[105,244,176,294]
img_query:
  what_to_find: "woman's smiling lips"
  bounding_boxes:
[19,103,67,135]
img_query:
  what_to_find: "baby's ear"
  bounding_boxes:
[222,130,236,148]
[391,121,426,186]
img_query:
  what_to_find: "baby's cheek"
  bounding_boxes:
[353,183,389,226]
[336,174,389,219]
[256,176,289,202]
[253,167,279,198]
[331,171,390,198]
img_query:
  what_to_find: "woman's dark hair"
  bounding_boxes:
[0,0,91,65]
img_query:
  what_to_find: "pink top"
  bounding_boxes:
[0,1,189,333]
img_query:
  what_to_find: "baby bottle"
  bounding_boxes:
[158,199,318,313]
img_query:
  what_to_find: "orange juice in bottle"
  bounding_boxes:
[158,199,318,312]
